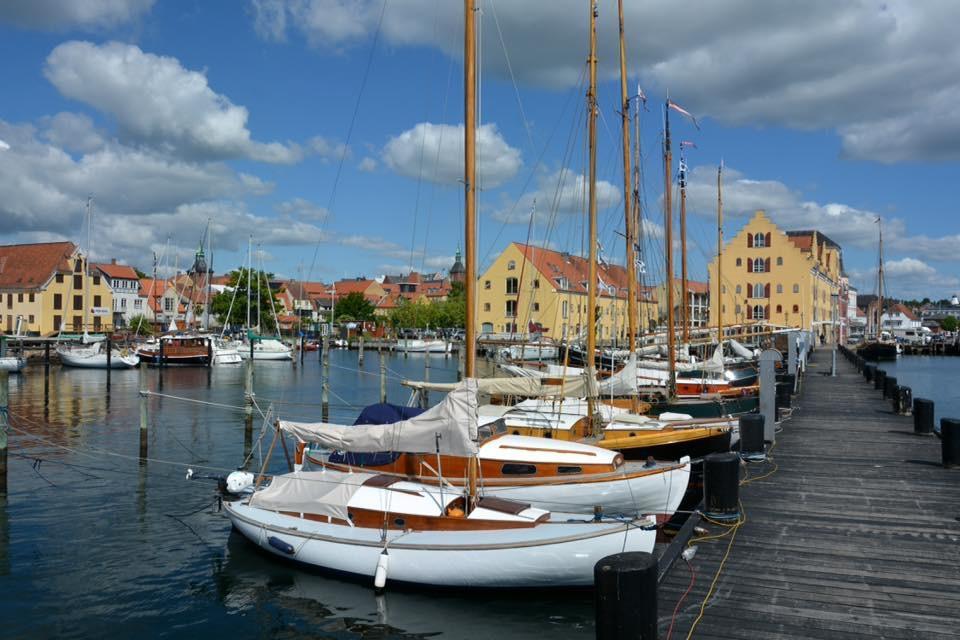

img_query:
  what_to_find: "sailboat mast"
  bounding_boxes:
[633,88,646,334]
[464,0,479,505]
[716,163,724,346]
[663,103,676,399]
[83,196,92,334]
[464,0,477,381]
[617,0,637,360]
[246,236,252,332]
[680,147,689,343]
[586,0,599,429]
[877,220,884,336]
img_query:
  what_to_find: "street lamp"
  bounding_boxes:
[830,292,839,377]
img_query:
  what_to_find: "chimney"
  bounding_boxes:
[111,258,117,265]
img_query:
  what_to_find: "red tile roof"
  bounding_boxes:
[93,261,139,281]
[0,241,76,290]
[687,280,709,294]
[513,243,639,300]
[889,303,919,321]
[786,233,813,252]
[332,279,377,295]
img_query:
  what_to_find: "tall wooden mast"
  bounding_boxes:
[716,163,724,347]
[679,146,689,343]
[464,0,477,380]
[663,103,676,399]
[877,219,884,337]
[586,0,599,429]
[617,0,638,411]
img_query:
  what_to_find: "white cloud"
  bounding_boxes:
[250,0,960,163]
[276,197,329,221]
[382,122,521,188]
[238,173,275,196]
[850,257,959,299]
[492,169,620,224]
[309,135,349,160]
[0,0,154,30]
[358,156,377,172]
[40,112,106,154]
[44,41,303,163]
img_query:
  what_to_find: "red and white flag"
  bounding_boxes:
[667,100,700,130]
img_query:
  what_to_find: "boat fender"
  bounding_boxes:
[225,471,255,494]
[267,536,295,555]
[593,505,603,522]
[374,550,389,592]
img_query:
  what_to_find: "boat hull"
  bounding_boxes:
[599,428,732,461]
[857,341,898,361]
[648,394,759,418]
[225,501,655,588]
[399,339,451,353]
[58,347,139,369]
[0,357,26,372]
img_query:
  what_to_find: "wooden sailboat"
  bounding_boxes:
[223,0,658,590]
[857,219,897,361]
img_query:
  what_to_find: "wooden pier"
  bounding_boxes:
[658,350,960,639]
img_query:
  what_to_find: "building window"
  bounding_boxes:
[792,304,799,313]
[164,298,173,312]
[74,274,83,290]
[134,299,142,309]
[121,298,127,309]
[93,275,100,286]
[533,302,540,312]
[53,315,62,331]
[562,300,568,319]
[16,293,24,303]
[505,278,519,294]
[753,304,765,320]
[484,280,491,290]
[532,279,540,289]
[735,285,742,295]
[483,302,490,312]
[776,257,783,266]
[735,258,742,267]
[56,274,64,284]
[776,284,783,294]
[776,305,782,314]
[754,233,766,248]
[93,295,101,307]
[29,293,34,303]
[556,276,569,289]
[505,300,517,317]
[53,294,62,310]
[752,258,765,273]
[73,315,82,331]
[507,260,516,271]
[752,283,764,298]
[74,259,82,273]
[793,284,800,294]
[73,295,82,311]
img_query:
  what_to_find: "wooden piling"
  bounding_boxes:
[138,362,148,460]
[0,370,8,494]
[595,552,658,640]
[44,340,50,367]
[322,335,330,422]
[422,353,430,408]
[358,335,364,366]
[379,350,387,404]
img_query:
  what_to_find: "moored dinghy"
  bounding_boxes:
[224,381,657,588]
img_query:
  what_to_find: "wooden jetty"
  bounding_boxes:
[657,350,960,639]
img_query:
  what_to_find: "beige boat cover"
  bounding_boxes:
[280,379,480,456]
[403,372,598,398]
[249,470,371,522]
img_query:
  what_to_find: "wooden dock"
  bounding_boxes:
[658,350,960,639]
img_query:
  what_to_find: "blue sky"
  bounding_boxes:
[0,0,957,299]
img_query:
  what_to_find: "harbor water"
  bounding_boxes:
[0,350,595,639]
[875,355,960,426]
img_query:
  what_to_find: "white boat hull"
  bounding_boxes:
[505,345,559,360]
[225,501,655,588]
[399,339,451,353]
[58,346,139,369]
[0,356,26,372]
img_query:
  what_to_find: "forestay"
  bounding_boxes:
[280,379,480,456]
[249,469,371,521]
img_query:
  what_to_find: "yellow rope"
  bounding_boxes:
[685,502,745,640]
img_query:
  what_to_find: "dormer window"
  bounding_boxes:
[507,260,516,271]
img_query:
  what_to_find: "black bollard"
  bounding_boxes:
[874,369,886,391]
[595,552,657,640]
[896,386,912,416]
[704,452,740,521]
[775,382,792,413]
[883,376,897,400]
[864,364,874,382]
[913,398,935,435]
[739,414,765,460]
[941,419,960,469]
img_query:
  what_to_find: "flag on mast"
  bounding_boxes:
[667,100,700,129]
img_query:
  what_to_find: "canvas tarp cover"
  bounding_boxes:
[248,470,372,521]
[404,372,597,398]
[280,379,479,456]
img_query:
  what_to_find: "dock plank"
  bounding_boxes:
[658,352,960,639]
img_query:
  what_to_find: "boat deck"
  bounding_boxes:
[658,350,960,639]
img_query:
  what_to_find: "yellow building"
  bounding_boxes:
[0,241,114,336]
[476,242,658,343]
[707,211,842,341]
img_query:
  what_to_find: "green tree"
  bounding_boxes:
[210,268,283,332]
[334,292,374,322]
[128,314,153,336]
[940,316,958,332]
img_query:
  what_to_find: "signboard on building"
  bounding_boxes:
[90,307,111,317]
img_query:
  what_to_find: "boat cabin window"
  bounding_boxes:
[501,463,537,475]
[477,419,508,440]
[557,466,582,474]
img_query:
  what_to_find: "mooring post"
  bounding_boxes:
[739,413,765,460]
[105,335,112,392]
[704,451,741,520]
[0,370,8,495]
[138,362,148,460]
[914,398,935,435]
[594,552,658,640]
[457,342,465,382]
[300,335,305,364]
[358,335,364,366]
[322,335,330,422]
[379,350,387,404]
[422,354,430,409]
[883,375,898,400]
[44,340,50,367]
[941,418,960,469]
[874,368,886,392]
[759,349,779,440]
[896,386,912,416]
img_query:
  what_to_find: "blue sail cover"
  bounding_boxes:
[327,403,427,466]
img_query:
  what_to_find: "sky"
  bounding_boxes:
[0,0,958,299]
